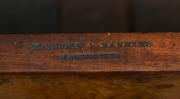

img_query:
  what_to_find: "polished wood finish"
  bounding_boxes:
[0,33,179,72]
[0,72,180,99]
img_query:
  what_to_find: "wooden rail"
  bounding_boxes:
[0,33,179,73]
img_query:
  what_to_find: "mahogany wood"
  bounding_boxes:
[0,33,179,72]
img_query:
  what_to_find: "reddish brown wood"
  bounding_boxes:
[0,72,180,99]
[0,33,179,73]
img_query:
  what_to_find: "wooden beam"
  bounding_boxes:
[0,33,179,73]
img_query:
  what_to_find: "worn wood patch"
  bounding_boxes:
[0,33,179,72]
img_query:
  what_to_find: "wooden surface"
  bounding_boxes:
[0,33,179,72]
[0,72,180,99]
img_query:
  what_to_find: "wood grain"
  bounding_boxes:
[0,72,180,99]
[0,33,179,72]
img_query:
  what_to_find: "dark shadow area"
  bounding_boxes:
[0,0,60,33]
[0,0,180,33]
